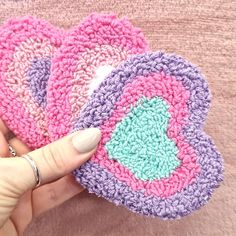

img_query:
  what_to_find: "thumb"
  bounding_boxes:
[0,128,101,195]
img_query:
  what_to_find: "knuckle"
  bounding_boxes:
[48,186,58,202]
[41,142,67,176]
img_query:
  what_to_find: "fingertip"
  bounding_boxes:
[63,174,84,194]
[72,128,101,153]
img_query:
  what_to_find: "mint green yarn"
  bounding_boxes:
[105,97,180,181]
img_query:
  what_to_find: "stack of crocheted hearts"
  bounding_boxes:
[0,13,223,219]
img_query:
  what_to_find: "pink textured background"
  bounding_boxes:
[0,0,235,235]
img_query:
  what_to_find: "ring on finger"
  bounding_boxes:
[8,144,17,157]
[21,154,41,188]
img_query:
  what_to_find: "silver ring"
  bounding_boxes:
[8,144,17,157]
[22,154,41,188]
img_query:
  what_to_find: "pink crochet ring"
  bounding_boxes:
[46,13,149,141]
[0,16,63,149]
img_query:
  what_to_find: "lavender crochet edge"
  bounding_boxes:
[73,52,223,219]
[27,57,51,108]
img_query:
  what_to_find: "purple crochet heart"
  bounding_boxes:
[72,52,223,219]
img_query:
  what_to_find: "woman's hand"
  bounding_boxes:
[0,119,101,236]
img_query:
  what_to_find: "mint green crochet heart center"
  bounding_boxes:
[105,97,180,181]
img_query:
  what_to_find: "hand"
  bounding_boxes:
[0,119,101,236]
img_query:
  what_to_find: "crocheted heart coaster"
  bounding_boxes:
[46,13,149,141]
[73,52,223,219]
[0,16,63,149]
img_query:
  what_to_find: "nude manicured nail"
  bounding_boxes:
[72,128,101,153]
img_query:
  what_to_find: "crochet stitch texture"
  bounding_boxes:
[73,52,223,218]
[0,13,148,149]
[0,14,223,219]
[0,16,63,149]
[46,13,149,141]
[106,97,180,181]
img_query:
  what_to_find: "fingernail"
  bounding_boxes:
[72,128,101,153]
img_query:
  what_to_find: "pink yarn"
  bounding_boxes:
[0,14,148,149]
[92,72,200,197]
[46,13,149,141]
[0,16,63,149]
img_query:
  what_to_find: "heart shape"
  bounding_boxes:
[0,16,63,148]
[0,15,223,219]
[73,52,223,219]
[105,97,180,181]
[0,14,148,149]
[46,13,149,141]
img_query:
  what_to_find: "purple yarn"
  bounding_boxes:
[73,52,223,219]
[27,57,51,107]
